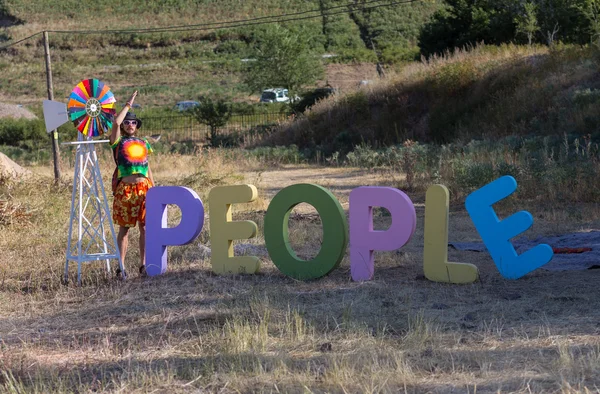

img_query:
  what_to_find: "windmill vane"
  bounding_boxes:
[67,79,116,138]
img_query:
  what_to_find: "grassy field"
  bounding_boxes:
[0,149,599,393]
[0,0,441,109]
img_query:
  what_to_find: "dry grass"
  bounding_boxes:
[1,150,600,393]
[267,43,600,157]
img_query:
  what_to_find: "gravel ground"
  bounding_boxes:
[0,102,38,120]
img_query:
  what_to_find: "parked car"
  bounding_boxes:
[173,101,200,112]
[260,88,297,103]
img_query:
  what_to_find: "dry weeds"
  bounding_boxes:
[0,150,599,393]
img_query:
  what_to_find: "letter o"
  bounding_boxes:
[264,184,348,280]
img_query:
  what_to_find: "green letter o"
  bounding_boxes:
[264,183,348,280]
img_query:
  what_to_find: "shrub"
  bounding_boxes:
[0,119,47,148]
[190,98,232,147]
[345,143,383,168]
[380,45,421,64]
[455,162,496,189]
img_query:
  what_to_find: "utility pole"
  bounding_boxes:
[43,31,61,182]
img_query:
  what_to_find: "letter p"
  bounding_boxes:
[145,187,204,277]
[350,187,416,281]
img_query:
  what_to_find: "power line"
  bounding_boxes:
[0,0,420,49]
[0,31,42,50]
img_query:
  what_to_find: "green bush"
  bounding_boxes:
[0,145,51,164]
[346,143,383,168]
[0,118,47,148]
[454,161,496,189]
[330,47,378,63]
[380,45,421,64]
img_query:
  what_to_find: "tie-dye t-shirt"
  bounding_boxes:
[111,136,153,178]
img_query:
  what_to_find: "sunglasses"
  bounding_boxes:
[123,120,138,126]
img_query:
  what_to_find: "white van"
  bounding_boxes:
[260,88,290,103]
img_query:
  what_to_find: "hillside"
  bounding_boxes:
[0,0,441,106]
[1,0,440,56]
[267,44,600,155]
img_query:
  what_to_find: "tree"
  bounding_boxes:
[190,98,232,147]
[419,0,519,57]
[515,2,540,45]
[418,0,592,55]
[576,0,600,46]
[244,25,324,102]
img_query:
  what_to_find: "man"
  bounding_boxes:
[110,91,155,276]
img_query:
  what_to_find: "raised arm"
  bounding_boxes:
[110,90,138,145]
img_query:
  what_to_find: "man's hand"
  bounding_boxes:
[127,90,138,106]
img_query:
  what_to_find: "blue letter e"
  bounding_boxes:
[465,176,553,279]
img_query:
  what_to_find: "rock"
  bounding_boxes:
[0,153,31,179]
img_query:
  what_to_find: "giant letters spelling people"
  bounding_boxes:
[145,176,554,282]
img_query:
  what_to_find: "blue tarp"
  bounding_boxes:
[449,231,600,271]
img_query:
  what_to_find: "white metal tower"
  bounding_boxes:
[63,135,125,284]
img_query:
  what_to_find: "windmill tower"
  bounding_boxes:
[43,79,126,284]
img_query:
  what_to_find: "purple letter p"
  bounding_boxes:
[145,186,204,277]
[350,187,416,281]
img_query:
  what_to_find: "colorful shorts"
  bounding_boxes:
[112,178,151,228]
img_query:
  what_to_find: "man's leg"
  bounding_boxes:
[117,226,130,266]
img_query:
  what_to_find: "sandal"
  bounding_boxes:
[115,267,127,280]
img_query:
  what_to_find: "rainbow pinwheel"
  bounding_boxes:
[67,79,116,137]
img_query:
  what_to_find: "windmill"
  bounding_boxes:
[43,79,126,284]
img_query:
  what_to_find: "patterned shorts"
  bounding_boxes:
[112,178,151,228]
